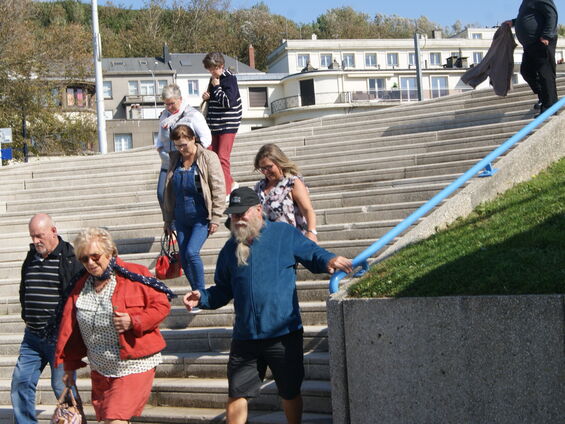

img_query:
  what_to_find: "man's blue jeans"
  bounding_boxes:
[11,329,67,423]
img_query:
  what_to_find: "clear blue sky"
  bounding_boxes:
[98,0,562,28]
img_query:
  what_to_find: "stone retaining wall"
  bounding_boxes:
[327,294,565,423]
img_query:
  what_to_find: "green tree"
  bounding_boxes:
[315,7,372,39]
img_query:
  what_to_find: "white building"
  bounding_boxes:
[262,28,565,125]
[100,29,565,151]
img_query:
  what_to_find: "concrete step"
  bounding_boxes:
[0,325,330,356]
[0,376,331,413]
[0,403,331,424]
[0,349,330,380]
[0,301,329,331]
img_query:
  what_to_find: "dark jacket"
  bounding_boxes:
[514,0,558,47]
[461,25,517,96]
[20,237,83,322]
[198,220,335,340]
[205,69,242,135]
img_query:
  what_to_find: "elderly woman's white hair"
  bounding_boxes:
[161,83,182,101]
[74,227,118,259]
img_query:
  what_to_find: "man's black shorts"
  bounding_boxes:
[227,329,304,400]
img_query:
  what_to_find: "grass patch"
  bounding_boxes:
[348,158,565,298]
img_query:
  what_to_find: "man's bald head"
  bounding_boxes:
[28,213,59,258]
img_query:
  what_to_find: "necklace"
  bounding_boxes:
[94,279,109,293]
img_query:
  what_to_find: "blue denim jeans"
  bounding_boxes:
[11,329,69,423]
[176,219,209,291]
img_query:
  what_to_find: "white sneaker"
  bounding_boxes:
[189,307,201,314]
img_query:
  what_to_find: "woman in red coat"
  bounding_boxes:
[55,227,174,424]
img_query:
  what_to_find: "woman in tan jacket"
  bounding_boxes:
[163,124,225,312]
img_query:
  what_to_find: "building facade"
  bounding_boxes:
[99,29,565,152]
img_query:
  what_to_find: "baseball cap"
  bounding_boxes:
[224,187,260,215]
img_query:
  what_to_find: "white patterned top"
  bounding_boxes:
[254,175,308,233]
[75,274,162,377]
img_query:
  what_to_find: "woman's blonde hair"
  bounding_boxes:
[74,227,118,259]
[254,143,300,177]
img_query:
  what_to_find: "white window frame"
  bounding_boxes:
[187,80,199,96]
[386,52,399,67]
[114,133,133,152]
[139,80,156,96]
[103,81,112,99]
[429,52,441,66]
[320,53,332,68]
[430,76,449,98]
[297,54,310,68]
[342,53,355,68]
[472,33,482,39]
[400,77,417,101]
[408,52,416,66]
[128,81,139,96]
[473,52,484,64]
[365,53,377,67]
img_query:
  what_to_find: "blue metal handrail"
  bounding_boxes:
[329,96,565,294]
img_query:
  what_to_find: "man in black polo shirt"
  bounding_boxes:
[11,213,83,423]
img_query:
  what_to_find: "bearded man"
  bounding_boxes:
[183,187,352,424]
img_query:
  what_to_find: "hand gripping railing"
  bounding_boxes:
[329,96,565,294]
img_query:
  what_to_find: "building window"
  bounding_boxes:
[114,133,133,152]
[140,80,156,96]
[365,53,377,67]
[512,73,519,85]
[472,33,482,39]
[431,76,449,98]
[368,78,385,99]
[387,53,399,67]
[66,87,88,108]
[320,54,332,68]
[408,52,416,66]
[342,53,355,68]
[400,77,417,101]
[249,87,268,108]
[103,81,112,99]
[297,54,310,68]
[430,52,441,66]
[473,52,484,64]
[158,80,167,94]
[187,80,199,96]
[128,81,139,95]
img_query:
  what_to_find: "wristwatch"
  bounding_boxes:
[307,229,318,235]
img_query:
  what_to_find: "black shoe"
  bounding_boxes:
[533,101,542,110]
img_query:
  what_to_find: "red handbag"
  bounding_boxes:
[156,231,183,280]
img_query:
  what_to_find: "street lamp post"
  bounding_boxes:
[91,0,107,154]
[413,31,424,101]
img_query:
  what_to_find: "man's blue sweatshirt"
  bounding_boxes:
[199,221,335,340]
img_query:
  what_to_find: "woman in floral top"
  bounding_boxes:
[253,143,318,242]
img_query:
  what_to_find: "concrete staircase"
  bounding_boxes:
[0,78,563,423]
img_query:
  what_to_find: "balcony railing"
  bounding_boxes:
[270,89,472,114]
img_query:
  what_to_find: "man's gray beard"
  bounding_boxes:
[231,215,263,266]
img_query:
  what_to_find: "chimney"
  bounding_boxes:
[248,44,256,69]
[163,43,171,64]
[432,29,442,39]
